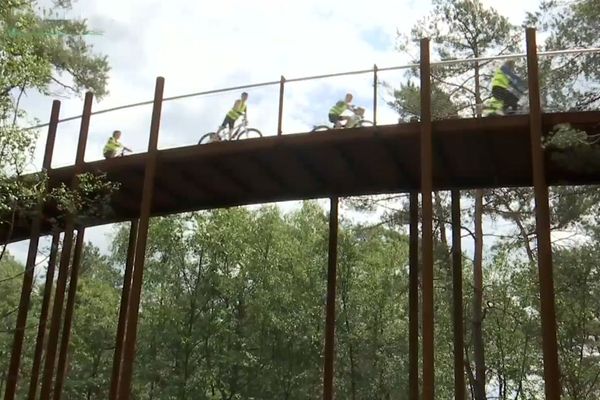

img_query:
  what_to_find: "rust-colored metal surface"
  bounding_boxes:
[420,37,435,400]
[2,111,600,245]
[409,192,419,400]
[27,231,60,400]
[109,219,139,400]
[53,228,85,400]
[451,190,465,400]
[322,197,339,400]
[4,101,61,400]
[526,28,561,399]
[40,92,94,400]
[117,77,164,400]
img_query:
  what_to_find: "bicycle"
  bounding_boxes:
[198,116,262,144]
[482,87,529,117]
[311,106,374,132]
[104,147,132,159]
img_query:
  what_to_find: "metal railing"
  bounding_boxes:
[24,46,600,133]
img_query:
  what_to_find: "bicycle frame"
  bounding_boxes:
[219,116,248,140]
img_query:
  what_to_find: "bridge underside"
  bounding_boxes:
[4,111,600,243]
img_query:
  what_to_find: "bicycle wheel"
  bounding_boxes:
[359,120,374,127]
[311,125,331,132]
[235,128,262,140]
[198,132,218,144]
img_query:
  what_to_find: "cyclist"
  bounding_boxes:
[218,92,248,138]
[103,130,131,159]
[328,93,356,128]
[486,60,527,116]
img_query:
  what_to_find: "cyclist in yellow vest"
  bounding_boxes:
[103,130,131,159]
[219,92,248,135]
[487,60,526,115]
[329,93,356,128]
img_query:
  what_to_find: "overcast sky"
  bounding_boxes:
[8,0,542,265]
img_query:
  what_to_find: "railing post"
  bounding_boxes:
[118,77,164,400]
[420,37,434,400]
[526,27,561,400]
[277,75,286,135]
[323,196,339,400]
[4,100,60,400]
[373,64,378,126]
[109,219,139,400]
[409,192,419,400]
[451,190,465,400]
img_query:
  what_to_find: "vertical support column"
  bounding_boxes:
[118,77,165,400]
[109,220,139,400]
[27,231,60,400]
[39,228,75,400]
[451,190,465,400]
[373,65,378,126]
[277,76,286,136]
[4,100,60,400]
[323,196,339,400]
[52,228,85,400]
[526,28,561,399]
[419,37,434,400]
[40,91,93,400]
[408,192,419,400]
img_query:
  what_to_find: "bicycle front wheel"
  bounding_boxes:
[235,128,262,140]
[311,125,330,132]
[199,132,217,144]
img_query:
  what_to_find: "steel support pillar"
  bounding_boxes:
[117,77,165,400]
[4,100,60,400]
[409,192,419,400]
[323,196,339,400]
[52,228,85,400]
[27,231,60,400]
[419,37,434,400]
[40,92,93,400]
[109,220,139,400]
[526,28,561,399]
[451,190,465,400]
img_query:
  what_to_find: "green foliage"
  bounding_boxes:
[0,0,114,249]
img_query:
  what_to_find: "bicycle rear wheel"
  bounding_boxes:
[199,132,218,144]
[235,128,262,140]
[311,125,330,132]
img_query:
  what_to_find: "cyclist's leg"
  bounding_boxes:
[104,150,116,159]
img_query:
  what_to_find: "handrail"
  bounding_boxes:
[23,47,600,131]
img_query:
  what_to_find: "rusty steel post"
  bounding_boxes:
[323,196,339,400]
[4,100,60,400]
[40,91,93,400]
[409,192,419,400]
[277,76,285,135]
[526,28,561,399]
[109,220,139,400]
[39,227,75,400]
[52,228,85,400]
[27,231,60,400]
[420,37,434,400]
[451,190,465,400]
[118,77,165,400]
[373,64,378,126]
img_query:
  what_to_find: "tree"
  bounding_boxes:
[0,0,112,251]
